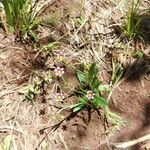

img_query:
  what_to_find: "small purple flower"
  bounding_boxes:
[54,67,64,77]
[54,93,65,102]
[56,52,65,61]
[86,90,95,100]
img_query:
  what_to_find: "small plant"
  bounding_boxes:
[123,0,142,39]
[21,83,40,101]
[75,16,85,26]
[39,42,58,57]
[20,71,52,101]
[1,0,40,39]
[69,63,108,112]
[133,50,144,59]
[42,43,58,53]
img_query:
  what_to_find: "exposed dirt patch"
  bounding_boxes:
[0,35,33,85]
[58,111,108,150]
[111,77,150,137]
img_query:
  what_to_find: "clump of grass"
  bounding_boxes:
[1,0,40,40]
[123,0,142,39]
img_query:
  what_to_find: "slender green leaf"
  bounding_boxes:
[1,0,39,38]
[93,96,108,108]
[91,80,100,89]
[67,103,82,109]
[2,0,13,27]
[79,97,88,104]
[76,70,86,84]
[88,63,97,82]
[73,105,83,112]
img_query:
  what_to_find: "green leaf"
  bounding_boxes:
[29,30,38,42]
[92,80,100,89]
[42,42,58,52]
[1,0,40,38]
[88,63,99,88]
[2,0,13,27]
[93,96,108,108]
[73,105,83,112]
[79,97,88,104]
[67,103,82,109]
[76,16,85,25]
[88,63,97,82]
[67,102,84,112]
[76,70,86,84]
[133,50,144,59]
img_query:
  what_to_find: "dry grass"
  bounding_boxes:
[0,0,149,149]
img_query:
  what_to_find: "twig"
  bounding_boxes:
[36,128,55,150]
[0,126,25,135]
[111,134,150,148]
[59,133,68,150]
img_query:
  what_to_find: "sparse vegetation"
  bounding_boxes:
[0,0,149,149]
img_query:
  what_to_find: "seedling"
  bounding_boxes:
[41,42,58,56]
[21,83,40,101]
[20,71,52,101]
[133,50,144,59]
[42,43,58,51]
[76,16,85,26]
[43,71,52,83]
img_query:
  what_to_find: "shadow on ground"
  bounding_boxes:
[131,102,150,150]
[124,54,150,81]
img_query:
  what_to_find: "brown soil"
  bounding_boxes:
[0,34,32,85]
[0,0,150,150]
[111,77,150,146]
